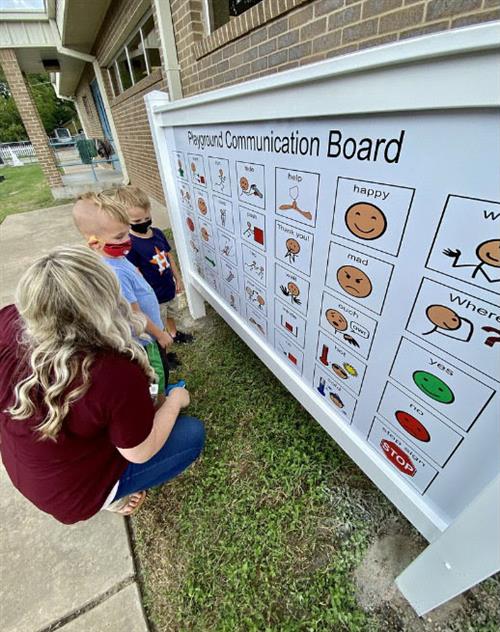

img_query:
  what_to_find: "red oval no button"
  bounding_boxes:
[186,217,195,232]
[380,440,416,477]
[395,410,431,442]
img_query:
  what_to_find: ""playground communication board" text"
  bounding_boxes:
[168,112,499,527]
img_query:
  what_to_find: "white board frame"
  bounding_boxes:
[145,23,500,614]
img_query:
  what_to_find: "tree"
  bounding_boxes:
[0,68,79,142]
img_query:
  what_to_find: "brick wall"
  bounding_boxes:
[74,66,105,140]
[84,0,170,204]
[0,49,63,189]
[171,0,500,96]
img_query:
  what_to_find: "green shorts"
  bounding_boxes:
[145,341,165,395]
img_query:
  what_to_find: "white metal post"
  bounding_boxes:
[144,90,206,320]
[396,474,500,615]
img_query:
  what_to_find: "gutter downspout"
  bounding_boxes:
[48,19,130,183]
[152,0,183,101]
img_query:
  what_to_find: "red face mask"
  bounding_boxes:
[102,239,132,257]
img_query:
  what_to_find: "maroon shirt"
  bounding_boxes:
[0,305,155,524]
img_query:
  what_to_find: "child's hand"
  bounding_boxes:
[176,279,185,294]
[157,330,174,348]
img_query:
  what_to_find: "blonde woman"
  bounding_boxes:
[0,246,204,524]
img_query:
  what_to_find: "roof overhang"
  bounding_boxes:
[0,0,111,97]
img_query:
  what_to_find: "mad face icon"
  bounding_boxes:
[285,238,301,263]
[443,239,500,284]
[280,281,301,305]
[423,304,473,342]
[336,266,372,298]
[345,202,387,240]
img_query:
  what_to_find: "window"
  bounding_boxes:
[107,11,162,96]
[142,15,162,69]
[127,30,148,84]
[204,0,263,32]
[116,48,133,91]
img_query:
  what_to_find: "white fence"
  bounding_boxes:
[0,141,37,164]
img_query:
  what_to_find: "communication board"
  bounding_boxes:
[171,114,499,524]
[146,25,500,613]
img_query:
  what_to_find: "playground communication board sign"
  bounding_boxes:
[147,27,500,610]
[169,114,499,525]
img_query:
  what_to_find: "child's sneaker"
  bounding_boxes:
[165,379,186,395]
[174,330,194,344]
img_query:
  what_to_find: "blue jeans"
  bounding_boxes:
[112,415,205,501]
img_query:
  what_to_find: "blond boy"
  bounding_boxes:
[72,191,172,395]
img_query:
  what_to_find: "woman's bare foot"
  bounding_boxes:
[107,491,146,516]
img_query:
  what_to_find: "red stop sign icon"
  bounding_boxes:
[380,440,416,477]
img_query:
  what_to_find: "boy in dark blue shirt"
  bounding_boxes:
[116,187,194,356]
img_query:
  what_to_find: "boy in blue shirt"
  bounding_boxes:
[114,187,194,352]
[72,192,174,397]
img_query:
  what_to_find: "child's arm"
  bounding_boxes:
[166,252,184,293]
[130,302,173,348]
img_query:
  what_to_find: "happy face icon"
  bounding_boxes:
[336,266,372,298]
[285,238,301,264]
[412,371,455,404]
[345,202,387,241]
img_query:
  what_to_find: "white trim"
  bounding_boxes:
[153,23,500,126]
[124,45,135,86]
[140,25,150,76]
[152,0,182,100]
[107,67,116,98]
[396,475,500,615]
[202,0,214,36]
[114,60,123,93]
[92,60,129,183]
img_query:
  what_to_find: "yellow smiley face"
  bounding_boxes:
[345,203,387,240]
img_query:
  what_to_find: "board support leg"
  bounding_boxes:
[396,474,500,616]
[144,90,207,322]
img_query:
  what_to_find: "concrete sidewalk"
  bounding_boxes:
[0,200,170,631]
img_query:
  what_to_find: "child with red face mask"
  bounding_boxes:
[72,191,174,398]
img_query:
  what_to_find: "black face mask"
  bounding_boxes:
[131,219,152,234]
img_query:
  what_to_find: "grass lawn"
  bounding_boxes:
[0,164,62,223]
[131,307,500,632]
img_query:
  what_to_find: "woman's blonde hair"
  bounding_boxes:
[7,245,156,440]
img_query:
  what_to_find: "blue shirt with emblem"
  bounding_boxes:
[126,228,177,304]
[104,256,163,346]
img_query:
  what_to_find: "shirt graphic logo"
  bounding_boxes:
[150,246,170,274]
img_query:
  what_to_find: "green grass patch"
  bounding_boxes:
[132,309,393,631]
[0,164,60,223]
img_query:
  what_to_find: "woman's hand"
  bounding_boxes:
[168,387,190,410]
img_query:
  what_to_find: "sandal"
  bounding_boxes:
[106,490,146,516]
